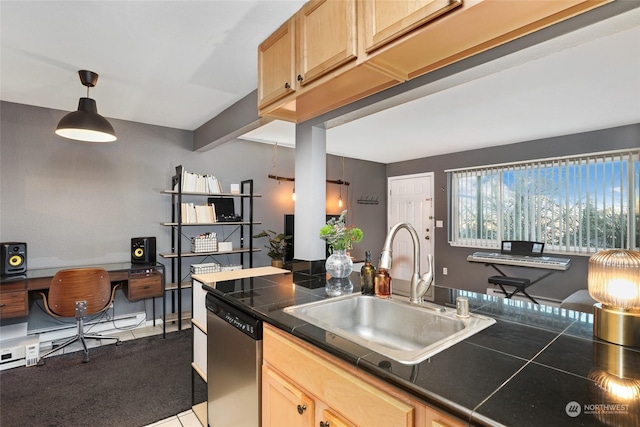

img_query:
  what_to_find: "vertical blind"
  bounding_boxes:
[448,149,640,254]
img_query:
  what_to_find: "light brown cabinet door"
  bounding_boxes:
[320,409,354,427]
[363,0,461,53]
[258,18,297,108]
[262,366,315,427]
[297,0,357,86]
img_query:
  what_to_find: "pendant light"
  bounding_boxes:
[55,70,117,142]
[338,157,344,208]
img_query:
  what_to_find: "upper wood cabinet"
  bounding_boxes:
[362,0,462,53]
[297,0,357,86]
[258,0,612,123]
[363,0,612,81]
[258,18,297,109]
[258,0,376,122]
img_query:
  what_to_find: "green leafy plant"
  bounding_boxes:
[253,229,292,260]
[319,210,363,252]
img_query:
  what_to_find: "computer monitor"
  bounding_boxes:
[207,198,238,222]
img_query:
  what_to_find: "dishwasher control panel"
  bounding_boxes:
[224,311,256,335]
[206,292,262,340]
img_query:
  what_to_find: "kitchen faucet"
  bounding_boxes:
[379,222,433,304]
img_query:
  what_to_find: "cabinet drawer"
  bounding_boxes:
[0,290,28,319]
[126,274,162,301]
[264,325,414,426]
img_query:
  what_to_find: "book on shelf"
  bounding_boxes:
[181,203,216,224]
[175,168,223,193]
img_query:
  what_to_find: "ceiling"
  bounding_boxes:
[2,1,639,164]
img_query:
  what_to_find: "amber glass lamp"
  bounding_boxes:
[588,249,640,347]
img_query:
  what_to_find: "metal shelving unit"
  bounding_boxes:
[160,165,260,331]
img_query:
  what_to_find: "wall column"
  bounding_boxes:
[294,122,326,261]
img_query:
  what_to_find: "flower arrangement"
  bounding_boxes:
[319,210,363,252]
[253,230,292,260]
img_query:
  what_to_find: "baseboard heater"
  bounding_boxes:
[486,288,561,307]
[32,311,146,350]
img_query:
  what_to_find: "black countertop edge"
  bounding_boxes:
[201,281,480,424]
[199,275,640,427]
[356,355,478,424]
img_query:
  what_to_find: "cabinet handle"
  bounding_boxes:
[284,82,291,89]
[297,74,303,82]
[320,422,330,427]
[297,404,306,414]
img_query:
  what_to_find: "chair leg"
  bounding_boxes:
[37,334,82,364]
[77,317,121,363]
[38,317,122,364]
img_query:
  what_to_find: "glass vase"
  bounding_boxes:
[325,249,353,278]
[325,277,353,297]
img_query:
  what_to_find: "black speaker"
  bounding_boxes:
[131,237,156,265]
[1,242,27,275]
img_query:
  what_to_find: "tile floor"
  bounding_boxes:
[40,320,200,427]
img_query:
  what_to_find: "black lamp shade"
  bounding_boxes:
[55,97,117,142]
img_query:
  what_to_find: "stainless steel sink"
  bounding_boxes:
[284,294,495,365]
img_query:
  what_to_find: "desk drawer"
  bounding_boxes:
[125,273,163,301]
[0,290,28,319]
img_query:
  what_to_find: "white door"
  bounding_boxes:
[388,173,434,299]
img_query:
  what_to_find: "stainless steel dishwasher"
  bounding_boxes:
[206,292,262,427]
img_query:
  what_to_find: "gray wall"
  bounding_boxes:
[0,101,387,326]
[387,123,640,301]
[7,100,635,307]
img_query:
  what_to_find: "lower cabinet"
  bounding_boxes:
[262,324,465,427]
[263,366,315,427]
[0,284,28,319]
[123,272,163,301]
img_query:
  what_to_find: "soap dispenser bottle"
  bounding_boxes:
[375,266,391,299]
[360,250,376,295]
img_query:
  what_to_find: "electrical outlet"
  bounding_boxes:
[443,267,448,275]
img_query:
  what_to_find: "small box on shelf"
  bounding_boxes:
[218,241,233,252]
[190,263,242,275]
[191,234,217,253]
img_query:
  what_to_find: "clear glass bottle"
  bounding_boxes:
[375,268,391,299]
[360,250,376,295]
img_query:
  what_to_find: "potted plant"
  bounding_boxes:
[253,229,292,268]
[319,210,363,278]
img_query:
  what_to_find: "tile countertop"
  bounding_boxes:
[199,270,640,427]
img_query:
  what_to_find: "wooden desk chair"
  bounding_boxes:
[37,267,121,363]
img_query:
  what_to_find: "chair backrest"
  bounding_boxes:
[47,268,112,317]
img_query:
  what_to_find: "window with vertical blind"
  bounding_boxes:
[447,149,640,254]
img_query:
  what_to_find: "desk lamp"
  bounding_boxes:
[588,249,640,347]
[588,342,640,425]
